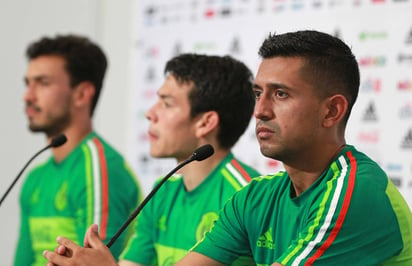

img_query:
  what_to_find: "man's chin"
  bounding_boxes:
[28,125,55,136]
[260,146,280,160]
[28,125,46,133]
[149,151,168,159]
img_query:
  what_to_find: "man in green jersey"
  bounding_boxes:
[16,34,142,266]
[174,30,412,265]
[43,54,260,265]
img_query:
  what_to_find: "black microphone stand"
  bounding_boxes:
[0,134,67,207]
[106,156,195,248]
[106,144,214,248]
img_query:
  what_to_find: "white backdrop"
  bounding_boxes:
[128,0,412,209]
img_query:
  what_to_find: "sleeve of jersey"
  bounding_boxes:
[277,150,408,265]
[119,187,157,265]
[192,186,252,264]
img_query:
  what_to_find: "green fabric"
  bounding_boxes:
[120,153,260,265]
[14,132,142,266]
[194,145,412,265]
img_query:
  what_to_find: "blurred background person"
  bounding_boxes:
[15,34,142,266]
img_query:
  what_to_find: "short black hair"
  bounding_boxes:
[26,34,107,116]
[165,53,255,149]
[259,30,360,125]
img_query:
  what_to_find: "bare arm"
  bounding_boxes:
[174,251,225,266]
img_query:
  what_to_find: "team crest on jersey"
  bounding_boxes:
[30,188,40,205]
[157,215,167,231]
[196,212,219,241]
[55,181,68,211]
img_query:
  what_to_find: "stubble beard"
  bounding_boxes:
[28,112,71,138]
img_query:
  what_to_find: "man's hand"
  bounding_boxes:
[43,224,118,266]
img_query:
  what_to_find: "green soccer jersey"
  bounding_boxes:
[194,145,412,265]
[14,132,142,266]
[120,153,260,265]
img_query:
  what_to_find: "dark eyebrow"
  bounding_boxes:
[24,75,50,85]
[158,93,173,100]
[268,82,290,90]
[157,91,177,104]
[252,83,262,90]
[253,82,291,91]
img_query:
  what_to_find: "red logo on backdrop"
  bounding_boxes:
[267,159,281,168]
[357,130,380,143]
[358,56,386,67]
[361,78,381,93]
[397,80,412,91]
[204,9,215,18]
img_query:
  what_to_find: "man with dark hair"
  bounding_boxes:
[43,53,260,266]
[15,34,142,266]
[174,30,412,265]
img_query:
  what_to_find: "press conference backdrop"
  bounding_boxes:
[128,0,412,209]
[0,0,411,264]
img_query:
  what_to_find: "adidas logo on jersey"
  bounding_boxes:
[256,227,275,250]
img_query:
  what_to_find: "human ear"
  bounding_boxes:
[195,111,219,138]
[322,94,348,128]
[73,81,95,108]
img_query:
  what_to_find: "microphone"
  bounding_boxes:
[0,134,67,206]
[50,134,68,148]
[106,144,214,248]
